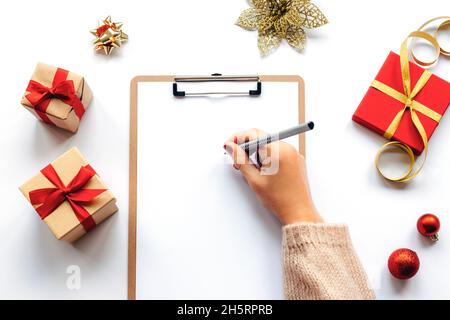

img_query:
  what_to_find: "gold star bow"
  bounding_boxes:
[91,16,128,55]
[236,0,328,56]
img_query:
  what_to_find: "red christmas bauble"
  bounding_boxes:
[417,213,440,241]
[388,248,420,280]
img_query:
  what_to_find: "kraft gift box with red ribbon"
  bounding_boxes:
[21,63,93,133]
[19,147,118,242]
[352,51,450,155]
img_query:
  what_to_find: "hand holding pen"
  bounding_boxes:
[223,122,320,225]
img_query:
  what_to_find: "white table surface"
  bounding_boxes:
[0,0,448,299]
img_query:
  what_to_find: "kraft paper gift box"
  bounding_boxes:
[352,51,450,155]
[19,147,118,242]
[21,63,93,133]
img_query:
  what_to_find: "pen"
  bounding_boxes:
[239,121,314,154]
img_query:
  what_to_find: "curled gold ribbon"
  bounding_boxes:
[413,16,450,66]
[374,17,450,182]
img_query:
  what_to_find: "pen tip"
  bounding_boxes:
[308,121,314,130]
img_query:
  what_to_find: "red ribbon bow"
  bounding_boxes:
[29,164,106,232]
[25,68,85,125]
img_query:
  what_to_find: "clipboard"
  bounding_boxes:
[128,75,305,300]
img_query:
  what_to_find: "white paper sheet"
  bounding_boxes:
[136,81,301,299]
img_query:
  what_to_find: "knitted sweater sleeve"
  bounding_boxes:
[282,223,375,300]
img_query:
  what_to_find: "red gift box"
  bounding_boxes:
[353,51,450,155]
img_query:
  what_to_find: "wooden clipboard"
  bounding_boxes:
[128,75,305,299]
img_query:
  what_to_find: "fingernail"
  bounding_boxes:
[233,136,238,144]
[233,163,240,170]
[224,144,232,154]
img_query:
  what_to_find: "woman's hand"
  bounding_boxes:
[224,129,322,225]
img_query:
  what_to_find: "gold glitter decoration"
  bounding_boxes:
[236,0,328,56]
[91,16,128,55]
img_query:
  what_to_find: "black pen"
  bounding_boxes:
[239,121,314,154]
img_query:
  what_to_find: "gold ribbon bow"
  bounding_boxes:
[374,17,450,182]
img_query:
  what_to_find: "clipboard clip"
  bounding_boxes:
[173,74,262,97]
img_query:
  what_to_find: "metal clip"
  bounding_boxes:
[173,74,262,97]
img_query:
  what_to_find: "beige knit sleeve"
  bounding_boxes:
[282,223,375,300]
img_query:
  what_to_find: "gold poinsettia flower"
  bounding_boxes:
[236,0,328,56]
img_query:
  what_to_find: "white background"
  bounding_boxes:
[0,0,449,299]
